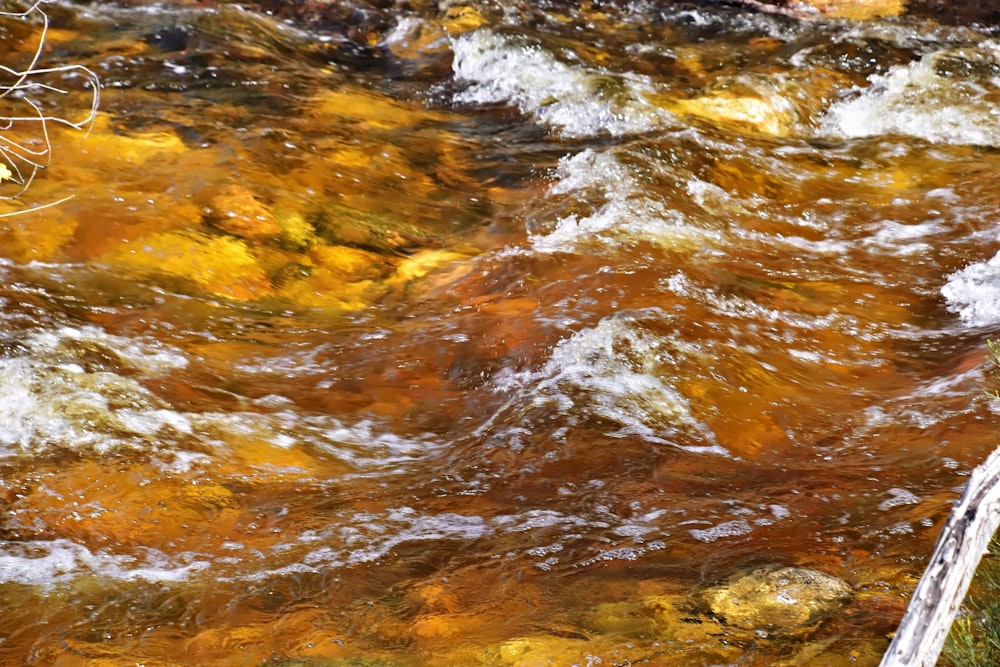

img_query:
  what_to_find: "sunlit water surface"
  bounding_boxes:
[2,0,1000,665]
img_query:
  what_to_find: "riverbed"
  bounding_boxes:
[1,0,999,664]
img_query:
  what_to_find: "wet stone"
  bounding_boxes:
[311,203,443,256]
[584,567,853,656]
[205,183,282,241]
[700,565,853,634]
[654,68,854,137]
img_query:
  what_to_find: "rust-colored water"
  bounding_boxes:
[2,0,1000,665]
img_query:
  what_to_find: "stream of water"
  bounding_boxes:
[2,0,1000,664]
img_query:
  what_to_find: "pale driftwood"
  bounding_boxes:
[880,445,1000,667]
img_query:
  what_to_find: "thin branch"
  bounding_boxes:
[0,0,100,210]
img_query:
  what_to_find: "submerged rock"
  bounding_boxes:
[205,183,282,241]
[654,68,853,137]
[582,566,853,663]
[102,231,273,300]
[700,565,853,634]
[311,203,443,257]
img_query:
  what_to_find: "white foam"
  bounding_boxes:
[116,408,194,436]
[493,509,591,532]
[863,219,946,256]
[511,310,725,455]
[942,251,1000,326]
[256,508,562,574]
[0,321,443,476]
[822,44,1000,146]
[452,29,675,137]
[689,519,753,543]
[0,322,201,455]
[0,539,210,589]
[34,325,189,373]
[239,503,680,580]
[316,419,444,472]
[878,487,921,511]
[530,149,709,254]
[0,357,158,455]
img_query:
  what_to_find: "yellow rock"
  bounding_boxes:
[273,243,393,310]
[231,437,319,473]
[310,244,391,281]
[311,87,447,130]
[659,92,795,136]
[274,208,319,250]
[78,114,187,166]
[443,4,488,34]
[651,67,852,137]
[489,636,597,667]
[390,248,474,283]
[700,566,852,632]
[801,0,905,19]
[277,271,382,310]
[102,231,272,300]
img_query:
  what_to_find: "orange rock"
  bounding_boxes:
[0,210,79,261]
[412,614,460,638]
[205,184,282,240]
[228,436,321,474]
[411,582,460,612]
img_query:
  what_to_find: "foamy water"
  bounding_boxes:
[0,539,210,589]
[942,251,1000,326]
[482,308,727,457]
[528,149,712,254]
[4,3,1000,663]
[822,43,1000,146]
[0,325,189,456]
[452,29,676,137]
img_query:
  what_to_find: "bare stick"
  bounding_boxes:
[880,445,1000,667]
[0,0,100,211]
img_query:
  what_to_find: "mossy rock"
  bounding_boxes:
[310,204,441,256]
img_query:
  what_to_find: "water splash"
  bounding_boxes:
[528,149,708,254]
[451,29,675,137]
[942,251,1000,326]
[822,43,1000,146]
[486,308,725,456]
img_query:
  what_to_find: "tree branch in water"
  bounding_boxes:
[0,0,99,217]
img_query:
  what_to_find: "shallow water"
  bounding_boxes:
[2,0,1000,664]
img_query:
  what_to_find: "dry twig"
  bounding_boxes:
[0,0,99,216]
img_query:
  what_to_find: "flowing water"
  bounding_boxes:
[1,0,1000,664]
